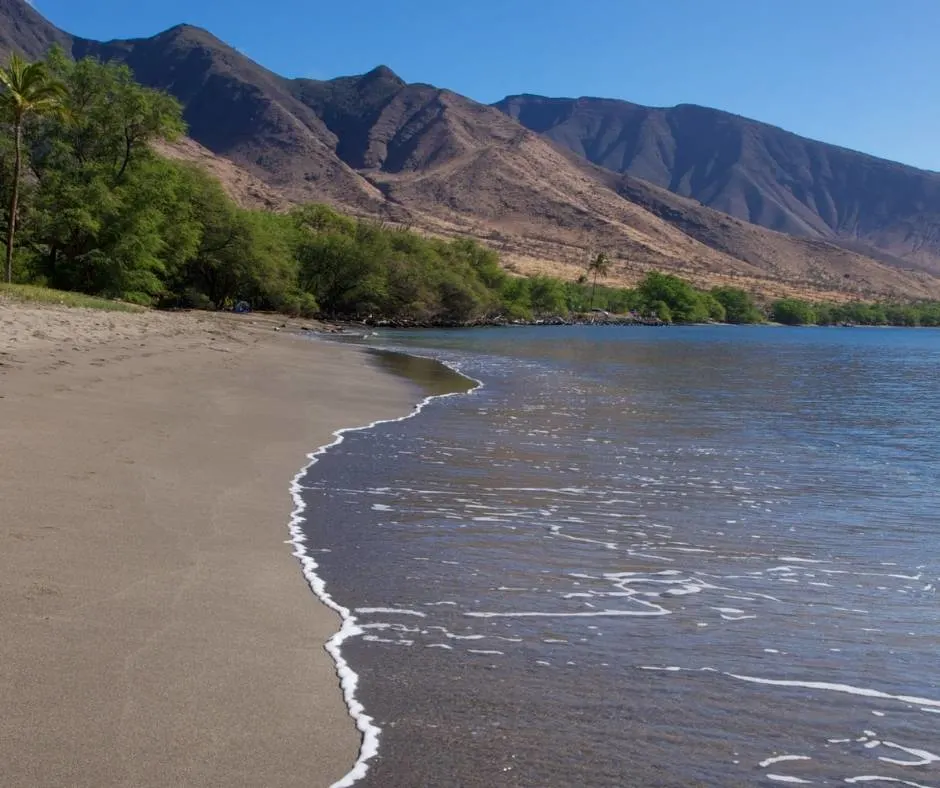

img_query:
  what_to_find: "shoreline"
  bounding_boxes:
[0,305,418,787]
[288,339,480,786]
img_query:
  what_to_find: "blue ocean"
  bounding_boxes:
[301,326,940,787]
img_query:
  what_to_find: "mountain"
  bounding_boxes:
[1,0,939,300]
[495,94,940,276]
[0,0,70,60]
[280,68,940,299]
[73,25,387,210]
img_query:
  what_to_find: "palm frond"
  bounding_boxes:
[0,53,66,121]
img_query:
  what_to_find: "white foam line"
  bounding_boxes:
[467,607,669,618]
[877,741,940,767]
[761,755,813,768]
[725,673,940,709]
[356,607,427,617]
[778,556,830,564]
[640,667,940,712]
[287,349,481,788]
[845,778,937,787]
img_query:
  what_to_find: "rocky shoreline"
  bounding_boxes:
[343,313,669,330]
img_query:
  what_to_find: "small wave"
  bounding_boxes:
[467,607,669,618]
[639,666,940,711]
[287,351,481,787]
[845,778,937,787]
[760,755,812,768]
[356,607,427,617]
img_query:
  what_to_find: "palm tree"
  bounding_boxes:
[586,252,611,312]
[0,54,65,283]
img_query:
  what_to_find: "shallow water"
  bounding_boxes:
[301,326,940,787]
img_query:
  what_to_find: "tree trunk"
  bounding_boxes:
[115,128,133,182]
[5,119,21,284]
[47,244,57,283]
[589,271,598,312]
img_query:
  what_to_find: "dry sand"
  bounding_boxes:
[0,304,416,787]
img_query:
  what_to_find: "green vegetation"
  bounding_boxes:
[1,51,939,328]
[628,272,737,324]
[770,298,817,326]
[636,272,711,323]
[773,298,940,327]
[0,53,66,282]
[586,252,611,311]
[710,286,764,324]
[0,282,145,311]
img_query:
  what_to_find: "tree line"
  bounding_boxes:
[2,51,939,328]
[769,297,940,327]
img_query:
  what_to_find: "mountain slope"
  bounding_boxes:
[1,0,939,299]
[74,25,385,210]
[495,94,940,275]
[287,70,940,298]
[0,0,71,60]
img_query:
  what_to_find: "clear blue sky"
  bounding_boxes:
[31,0,940,171]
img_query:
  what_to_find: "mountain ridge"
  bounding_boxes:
[1,0,939,300]
[495,94,940,276]
[502,92,940,175]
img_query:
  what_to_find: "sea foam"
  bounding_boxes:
[287,347,480,787]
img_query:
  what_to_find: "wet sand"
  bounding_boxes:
[0,304,415,787]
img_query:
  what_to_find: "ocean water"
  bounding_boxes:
[299,326,940,788]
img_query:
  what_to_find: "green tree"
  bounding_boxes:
[636,272,710,322]
[586,252,611,311]
[884,303,920,327]
[813,303,835,325]
[0,53,65,282]
[168,177,307,312]
[34,156,201,302]
[917,302,940,326]
[654,300,673,323]
[297,227,388,316]
[292,203,357,237]
[239,210,307,312]
[162,164,242,307]
[838,301,887,326]
[436,274,480,322]
[710,286,763,324]
[770,298,816,325]
[25,55,188,301]
[448,237,505,291]
[528,275,568,315]
[702,293,727,322]
[604,286,640,314]
[564,281,589,313]
[500,276,533,320]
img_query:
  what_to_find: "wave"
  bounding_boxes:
[287,346,480,788]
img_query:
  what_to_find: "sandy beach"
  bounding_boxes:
[0,303,415,787]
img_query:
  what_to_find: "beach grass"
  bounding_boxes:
[0,283,146,312]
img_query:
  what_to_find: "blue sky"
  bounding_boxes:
[31,0,940,171]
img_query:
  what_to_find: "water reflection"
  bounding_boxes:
[368,348,474,398]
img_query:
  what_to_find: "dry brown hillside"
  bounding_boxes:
[497,94,940,277]
[152,138,292,212]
